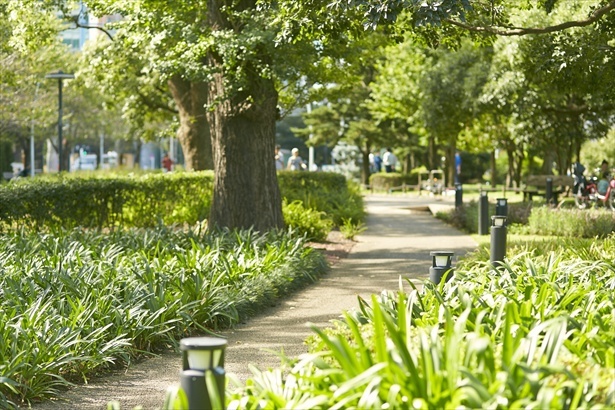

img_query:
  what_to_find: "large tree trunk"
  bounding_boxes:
[168,76,213,170]
[206,73,284,231]
[205,2,284,231]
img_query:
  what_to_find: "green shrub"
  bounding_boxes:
[0,172,213,231]
[437,200,532,234]
[278,172,365,227]
[369,172,415,192]
[0,171,364,232]
[282,200,333,241]
[528,207,615,238]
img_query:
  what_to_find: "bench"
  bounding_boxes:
[522,175,574,202]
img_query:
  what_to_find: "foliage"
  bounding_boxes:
[0,171,363,233]
[0,227,327,406]
[436,200,532,234]
[339,218,366,240]
[277,172,365,227]
[368,172,419,192]
[0,171,214,231]
[229,235,615,408]
[528,207,615,238]
[282,200,333,242]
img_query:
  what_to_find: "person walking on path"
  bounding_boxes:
[287,148,306,171]
[383,148,397,173]
[274,145,285,171]
[29,194,476,410]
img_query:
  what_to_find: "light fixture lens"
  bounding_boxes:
[187,350,212,370]
[492,216,506,226]
[435,255,450,267]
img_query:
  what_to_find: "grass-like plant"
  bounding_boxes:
[0,227,327,407]
[227,235,615,408]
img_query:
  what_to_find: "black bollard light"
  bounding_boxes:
[455,183,463,209]
[478,191,489,235]
[429,251,455,284]
[546,177,553,206]
[495,197,508,217]
[180,337,227,410]
[490,215,507,269]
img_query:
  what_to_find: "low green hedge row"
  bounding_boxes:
[368,168,431,192]
[277,171,365,226]
[437,201,615,238]
[0,171,363,232]
[0,172,214,231]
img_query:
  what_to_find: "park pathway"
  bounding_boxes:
[29,194,477,410]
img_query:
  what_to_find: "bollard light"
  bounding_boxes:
[495,197,508,217]
[180,337,227,410]
[455,183,463,209]
[490,215,507,269]
[429,251,454,285]
[478,191,489,235]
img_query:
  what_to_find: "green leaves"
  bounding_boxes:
[230,235,615,408]
[0,227,327,405]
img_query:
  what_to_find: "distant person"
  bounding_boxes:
[455,150,462,184]
[274,145,285,171]
[382,148,397,173]
[373,151,382,173]
[161,153,173,172]
[598,159,611,195]
[287,148,306,171]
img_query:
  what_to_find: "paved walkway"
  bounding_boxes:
[30,194,477,410]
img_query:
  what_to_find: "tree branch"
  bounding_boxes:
[65,14,114,41]
[443,1,615,36]
[136,90,178,114]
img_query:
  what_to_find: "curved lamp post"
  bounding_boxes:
[45,70,74,172]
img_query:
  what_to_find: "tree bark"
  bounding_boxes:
[206,72,284,231]
[168,76,213,170]
[490,150,496,186]
[361,148,371,185]
[205,1,284,231]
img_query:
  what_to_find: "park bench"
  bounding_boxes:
[522,174,574,202]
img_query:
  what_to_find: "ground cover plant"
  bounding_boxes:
[0,227,327,408]
[225,235,615,409]
[437,200,615,238]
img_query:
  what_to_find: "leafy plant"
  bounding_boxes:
[0,227,327,406]
[282,200,333,242]
[339,218,366,240]
[228,235,615,408]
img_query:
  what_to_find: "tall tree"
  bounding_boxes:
[79,0,364,230]
[419,43,491,185]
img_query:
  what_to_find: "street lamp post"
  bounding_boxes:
[45,70,75,172]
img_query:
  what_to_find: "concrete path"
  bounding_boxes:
[29,194,477,410]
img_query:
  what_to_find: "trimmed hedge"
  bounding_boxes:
[277,171,365,226]
[0,172,213,231]
[0,171,363,232]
